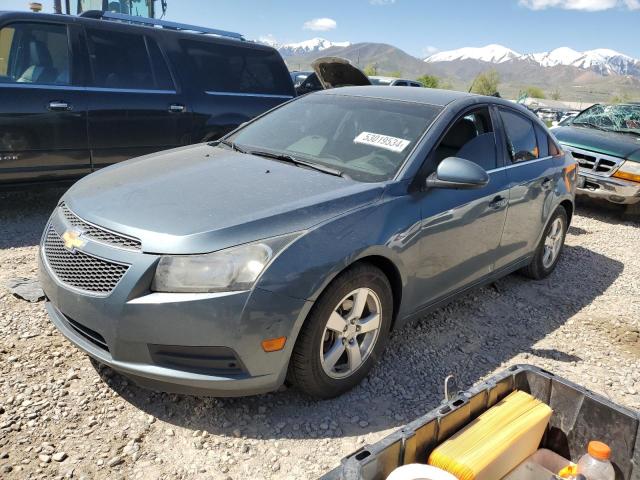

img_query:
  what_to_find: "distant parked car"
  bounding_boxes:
[553,103,640,212]
[40,87,575,399]
[369,76,423,87]
[294,57,370,96]
[0,10,294,188]
[290,70,312,87]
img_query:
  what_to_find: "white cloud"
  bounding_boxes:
[519,0,632,10]
[423,45,439,56]
[370,0,397,4]
[303,18,337,31]
[258,34,278,46]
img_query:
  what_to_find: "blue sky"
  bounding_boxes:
[3,0,640,58]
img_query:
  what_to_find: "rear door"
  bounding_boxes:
[84,25,191,168]
[495,107,560,269]
[0,20,90,185]
[413,106,510,308]
[174,38,294,141]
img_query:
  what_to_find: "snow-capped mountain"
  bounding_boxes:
[425,44,521,64]
[425,44,640,76]
[260,37,351,57]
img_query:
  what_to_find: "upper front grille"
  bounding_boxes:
[60,203,142,251]
[564,146,622,176]
[43,227,130,296]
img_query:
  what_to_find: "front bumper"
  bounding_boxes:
[38,211,313,397]
[577,169,640,205]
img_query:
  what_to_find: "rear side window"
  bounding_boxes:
[499,109,539,162]
[0,23,70,85]
[86,28,173,90]
[180,39,292,95]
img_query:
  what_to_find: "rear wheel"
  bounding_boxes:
[521,206,568,280]
[288,264,392,399]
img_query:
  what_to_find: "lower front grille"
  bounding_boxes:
[64,316,109,352]
[148,345,247,376]
[43,227,129,296]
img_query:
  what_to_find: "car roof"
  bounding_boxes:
[0,10,274,51]
[319,86,476,107]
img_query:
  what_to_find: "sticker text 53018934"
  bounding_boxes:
[353,132,411,153]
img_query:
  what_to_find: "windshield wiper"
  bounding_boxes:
[247,150,347,178]
[614,129,640,137]
[215,139,247,154]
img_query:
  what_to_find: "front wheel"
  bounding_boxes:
[288,264,393,399]
[521,206,568,280]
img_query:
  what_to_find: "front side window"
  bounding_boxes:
[180,40,292,96]
[433,107,498,171]
[86,28,171,90]
[227,94,442,182]
[499,109,539,162]
[0,23,70,85]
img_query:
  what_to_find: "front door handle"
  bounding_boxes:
[489,195,508,210]
[541,177,553,190]
[48,101,71,111]
[168,104,185,113]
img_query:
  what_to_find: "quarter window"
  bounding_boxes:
[499,109,539,162]
[0,23,70,85]
[433,107,498,171]
[180,39,293,96]
[86,29,173,90]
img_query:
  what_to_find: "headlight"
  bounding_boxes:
[613,160,640,183]
[151,232,302,293]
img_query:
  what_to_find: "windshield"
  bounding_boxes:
[227,94,442,182]
[572,104,640,135]
[370,78,393,86]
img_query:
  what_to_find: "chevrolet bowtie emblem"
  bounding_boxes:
[61,228,86,252]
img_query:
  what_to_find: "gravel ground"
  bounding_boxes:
[1,188,639,480]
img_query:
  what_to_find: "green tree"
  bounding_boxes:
[416,74,440,88]
[523,86,546,99]
[363,64,377,76]
[610,92,633,103]
[387,70,402,78]
[470,70,500,96]
[550,89,561,100]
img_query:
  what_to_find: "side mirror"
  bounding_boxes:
[426,156,489,190]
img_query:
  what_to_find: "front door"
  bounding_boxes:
[0,21,89,185]
[413,107,509,309]
[83,26,190,168]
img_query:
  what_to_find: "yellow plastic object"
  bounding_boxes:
[427,391,552,480]
[558,464,577,478]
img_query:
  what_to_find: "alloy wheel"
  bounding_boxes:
[319,288,382,379]
[542,217,564,268]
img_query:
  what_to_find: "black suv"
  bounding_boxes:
[0,10,294,187]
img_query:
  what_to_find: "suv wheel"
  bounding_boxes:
[288,264,392,399]
[521,206,568,280]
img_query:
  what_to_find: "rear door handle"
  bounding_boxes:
[168,104,185,113]
[541,177,553,190]
[489,195,508,210]
[48,101,71,111]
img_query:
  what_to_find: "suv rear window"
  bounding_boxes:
[86,28,173,90]
[180,40,292,96]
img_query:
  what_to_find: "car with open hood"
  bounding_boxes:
[39,86,576,398]
[294,57,370,96]
[553,103,640,210]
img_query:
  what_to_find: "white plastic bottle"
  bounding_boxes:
[576,441,615,480]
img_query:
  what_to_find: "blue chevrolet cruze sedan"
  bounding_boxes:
[39,87,577,398]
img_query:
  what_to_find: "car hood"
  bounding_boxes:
[553,125,640,161]
[311,56,371,89]
[63,144,383,254]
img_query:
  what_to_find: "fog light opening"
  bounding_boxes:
[261,336,287,352]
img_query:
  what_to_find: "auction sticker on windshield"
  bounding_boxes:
[354,132,411,153]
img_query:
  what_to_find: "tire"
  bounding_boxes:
[288,264,393,399]
[521,206,568,280]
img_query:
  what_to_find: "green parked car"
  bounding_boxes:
[553,103,640,213]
